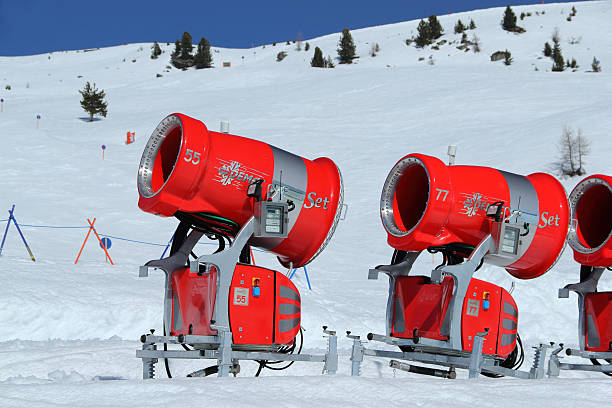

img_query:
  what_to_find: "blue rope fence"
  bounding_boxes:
[0,216,309,287]
[0,219,269,251]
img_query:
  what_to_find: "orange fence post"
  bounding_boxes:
[74,218,114,265]
[88,218,114,265]
[75,218,95,264]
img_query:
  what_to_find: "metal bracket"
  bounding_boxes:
[322,326,338,375]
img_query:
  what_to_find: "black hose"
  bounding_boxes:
[590,358,612,377]
[163,325,173,379]
[480,333,524,378]
[391,250,408,265]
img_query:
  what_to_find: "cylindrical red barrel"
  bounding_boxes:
[137,113,344,268]
[380,153,569,279]
[568,175,612,267]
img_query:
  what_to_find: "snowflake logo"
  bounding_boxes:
[218,161,241,186]
[462,193,487,217]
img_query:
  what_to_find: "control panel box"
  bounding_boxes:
[254,201,289,238]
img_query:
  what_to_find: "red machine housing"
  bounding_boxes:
[380,153,569,279]
[169,264,300,346]
[584,292,612,352]
[568,175,612,267]
[390,277,518,358]
[137,113,343,268]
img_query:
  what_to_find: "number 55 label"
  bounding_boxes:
[233,287,249,306]
[184,149,201,165]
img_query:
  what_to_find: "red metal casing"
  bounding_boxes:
[137,113,343,268]
[391,276,454,341]
[380,153,569,279]
[567,175,612,267]
[461,279,518,359]
[391,276,517,358]
[170,264,300,346]
[584,292,612,352]
[170,267,217,337]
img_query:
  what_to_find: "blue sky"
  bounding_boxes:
[0,0,583,56]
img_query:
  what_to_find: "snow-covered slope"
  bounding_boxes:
[1,2,612,407]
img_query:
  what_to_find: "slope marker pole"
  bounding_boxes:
[0,205,35,262]
[160,234,174,259]
[289,266,312,290]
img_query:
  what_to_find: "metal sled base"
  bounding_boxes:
[137,326,338,379]
[548,345,612,377]
[549,266,612,377]
[348,332,551,379]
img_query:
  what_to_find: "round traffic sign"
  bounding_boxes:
[100,237,112,249]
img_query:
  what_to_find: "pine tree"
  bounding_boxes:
[305,42,310,51]
[543,42,552,57]
[194,37,213,69]
[171,32,195,69]
[171,40,181,58]
[311,46,324,67]
[428,15,443,39]
[151,41,162,59]
[504,49,513,65]
[415,19,432,47]
[592,57,601,72]
[79,82,108,122]
[469,19,477,29]
[180,32,193,59]
[552,39,564,71]
[502,6,517,31]
[454,19,466,34]
[337,28,356,64]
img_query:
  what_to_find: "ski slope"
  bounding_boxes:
[1,2,612,406]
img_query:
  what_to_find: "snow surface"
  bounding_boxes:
[1,2,612,406]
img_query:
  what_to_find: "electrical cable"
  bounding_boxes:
[255,327,304,376]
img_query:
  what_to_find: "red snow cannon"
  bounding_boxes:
[564,175,612,355]
[380,153,570,279]
[567,175,612,267]
[137,113,344,268]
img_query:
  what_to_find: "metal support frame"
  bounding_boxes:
[348,331,550,379]
[548,266,612,377]
[359,234,551,379]
[136,327,338,379]
[137,216,337,378]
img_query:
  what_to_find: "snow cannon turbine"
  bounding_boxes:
[136,113,343,379]
[551,175,612,377]
[351,153,570,380]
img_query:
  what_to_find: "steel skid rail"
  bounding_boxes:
[349,234,551,380]
[137,326,338,379]
[136,217,338,378]
[548,266,612,377]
